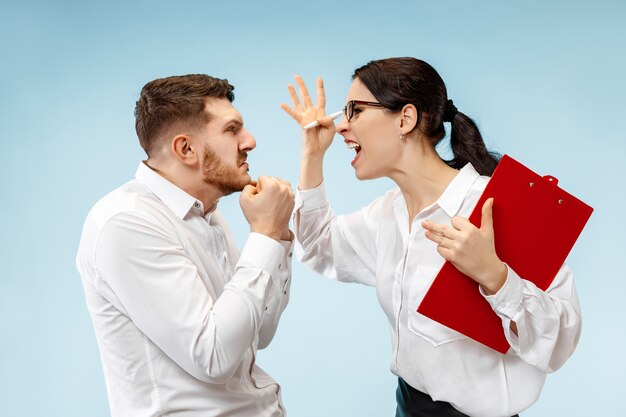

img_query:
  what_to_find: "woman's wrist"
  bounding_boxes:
[300,150,326,162]
[479,261,508,295]
[299,153,325,190]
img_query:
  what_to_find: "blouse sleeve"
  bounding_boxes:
[481,263,582,372]
[293,182,379,287]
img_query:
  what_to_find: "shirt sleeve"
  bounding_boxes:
[480,263,582,372]
[294,182,377,286]
[257,238,293,349]
[93,210,287,384]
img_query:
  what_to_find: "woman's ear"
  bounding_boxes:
[399,103,418,134]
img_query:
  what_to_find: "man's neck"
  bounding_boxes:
[144,160,222,215]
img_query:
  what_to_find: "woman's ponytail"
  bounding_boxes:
[448,108,500,176]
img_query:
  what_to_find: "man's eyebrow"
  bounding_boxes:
[222,117,243,128]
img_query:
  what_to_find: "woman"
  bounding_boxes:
[280,58,581,417]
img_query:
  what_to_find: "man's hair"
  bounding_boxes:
[134,74,235,156]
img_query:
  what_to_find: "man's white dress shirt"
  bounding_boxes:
[294,163,581,417]
[76,162,292,417]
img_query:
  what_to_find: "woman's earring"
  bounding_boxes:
[400,133,405,141]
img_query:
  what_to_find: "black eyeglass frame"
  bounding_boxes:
[343,100,385,122]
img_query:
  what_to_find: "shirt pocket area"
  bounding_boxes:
[406,266,467,347]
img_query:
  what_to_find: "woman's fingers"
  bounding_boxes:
[316,77,326,108]
[424,230,453,248]
[287,75,325,111]
[287,83,301,108]
[283,75,329,130]
[295,75,314,107]
[316,114,336,129]
[422,220,462,240]
[480,198,494,233]
[451,216,473,231]
[279,103,301,123]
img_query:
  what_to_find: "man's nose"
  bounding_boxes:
[240,129,256,151]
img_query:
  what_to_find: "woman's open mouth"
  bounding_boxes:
[346,140,362,166]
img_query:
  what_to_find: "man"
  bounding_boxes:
[76,74,295,417]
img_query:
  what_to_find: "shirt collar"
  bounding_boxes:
[135,161,202,219]
[437,163,481,217]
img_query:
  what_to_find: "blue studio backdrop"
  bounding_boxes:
[1,1,624,416]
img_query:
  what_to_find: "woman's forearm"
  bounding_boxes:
[299,152,325,190]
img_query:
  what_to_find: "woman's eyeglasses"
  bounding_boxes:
[343,100,385,122]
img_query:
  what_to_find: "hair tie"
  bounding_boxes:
[443,99,458,122]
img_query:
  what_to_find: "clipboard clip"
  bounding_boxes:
[542,175,565,205]
[543,175,559,186]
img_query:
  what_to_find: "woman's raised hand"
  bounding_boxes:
[280,75,336,158]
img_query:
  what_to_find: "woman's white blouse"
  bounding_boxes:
[293,163,581,417]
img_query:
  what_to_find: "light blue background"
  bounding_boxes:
[1,1,624,416]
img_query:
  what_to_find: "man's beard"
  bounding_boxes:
[202,144,251,196]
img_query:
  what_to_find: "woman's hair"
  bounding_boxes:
[353,57,500,176]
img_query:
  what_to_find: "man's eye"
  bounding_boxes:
[227,126,237,133]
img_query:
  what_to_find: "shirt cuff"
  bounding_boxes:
[238,232,285,277]
[480,264,524,319]
[295,182,328,212]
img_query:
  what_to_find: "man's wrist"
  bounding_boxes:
[251,227,282,242]
[280,229,294,241]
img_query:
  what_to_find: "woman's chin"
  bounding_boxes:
[354,168,377,181]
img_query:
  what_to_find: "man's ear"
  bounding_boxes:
[399,103,418,134]
[171,134,199,166]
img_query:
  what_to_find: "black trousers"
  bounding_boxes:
[395,378,519,417]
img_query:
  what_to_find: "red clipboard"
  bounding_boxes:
[416,155,593,354]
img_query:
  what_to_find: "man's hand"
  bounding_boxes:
[240,176,295,242]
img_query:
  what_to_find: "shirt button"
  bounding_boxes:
[265,306,268,311]
[278,263,282,269]
[283,290,287,295]
[288,252,293,258]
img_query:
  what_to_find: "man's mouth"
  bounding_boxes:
[238,153,249,169]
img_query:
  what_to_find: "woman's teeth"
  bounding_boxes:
[347,142,361,152]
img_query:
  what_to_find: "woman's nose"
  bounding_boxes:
[335,116,349,135]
